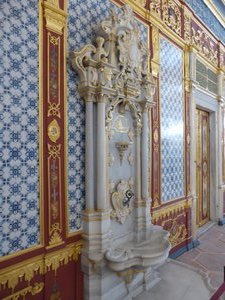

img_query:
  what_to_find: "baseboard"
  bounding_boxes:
[169,239,200,259]
[218,218,225,226]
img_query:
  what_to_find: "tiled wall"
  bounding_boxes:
[67,0,148,232]
[0,0,39,256]
[160,38,185,202]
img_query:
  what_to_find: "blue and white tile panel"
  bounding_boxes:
[160,38,185,202]
[67,0,148,232]
[0,0,39,256]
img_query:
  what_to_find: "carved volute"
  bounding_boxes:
[71,4,156,109]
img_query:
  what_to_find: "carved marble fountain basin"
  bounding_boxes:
[105,227,171,272]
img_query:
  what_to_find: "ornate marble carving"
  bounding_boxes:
[128,152,135,165]
[71,5,156,108]
[71,5,170,300]
[113,115,129,133]
[116,142,130,165]
[128,129,135,142]
[111,179,134,224]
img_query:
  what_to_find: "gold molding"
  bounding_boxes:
[133,0,147,7]
[0,255,45,291]
[43,0,67,35]
[39,0,45,252]
[151,25,160,77]
[45,241,82,273]
[184,45,190,92]
[0,241,82,291]
[152,198,192,222]
[3,282,44,300]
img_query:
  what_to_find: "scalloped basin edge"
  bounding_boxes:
[105,228,171,272]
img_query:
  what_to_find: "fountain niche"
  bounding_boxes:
[71,5,170,300]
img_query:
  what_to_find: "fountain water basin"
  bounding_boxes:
[105,227,171,272]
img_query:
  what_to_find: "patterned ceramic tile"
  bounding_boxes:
[67,0,148,232]
[160,38,185,202]
[0,1,39,256]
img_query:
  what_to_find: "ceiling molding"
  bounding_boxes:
[204,0,225,28]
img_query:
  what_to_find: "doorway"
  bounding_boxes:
[196,108,210,227]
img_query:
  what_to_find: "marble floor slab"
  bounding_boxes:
[134,259,213,300]
[177,224,225,289]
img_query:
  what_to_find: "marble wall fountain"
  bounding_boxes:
[71,5,171,299]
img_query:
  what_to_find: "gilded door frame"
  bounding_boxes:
[196,108,210,227]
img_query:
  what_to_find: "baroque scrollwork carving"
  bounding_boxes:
[110,178,135,224]
[71,4,155,118]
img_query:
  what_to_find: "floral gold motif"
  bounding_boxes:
[164,218,187,247]
[184,12,191,43]
[133,0,147,7]
[0,242,82,291]
[187,133,191,145]
[45,241,82,273]
[150,0,161,16]
[151,26,160,76]
[50,35,59,46]
[48,102,61,117]
[48,119,60,143]
[152,198,192,222]
[162,0,181,36]
[48,144,61,159]
[153,128,159,143]
[49,223,63,246]
[3,282,44,300]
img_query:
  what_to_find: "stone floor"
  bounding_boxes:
[134,259,213,300]
[135,223,225,300]
[177,224,225,289]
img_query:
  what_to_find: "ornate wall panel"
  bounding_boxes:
[67,0,148,233]
[152,200,191,248]
[0,0,40,256]
[159,37,185,202]
[185,0,225,44]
